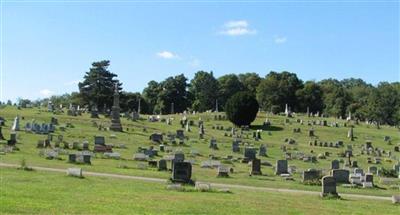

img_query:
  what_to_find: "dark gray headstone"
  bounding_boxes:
[302,169,321,182]
[172,161,192,184]
[250,158,262,175]
[158,159,167,171]
[321,176,339,197]
[331,160,340,170]
[331,169,350,183]
[275,160,288,175]
[94,136,105,145]
[244,147,256,161]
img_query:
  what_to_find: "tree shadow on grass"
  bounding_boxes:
[250,125,284,131]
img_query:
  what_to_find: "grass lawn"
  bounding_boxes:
[1,168,399,215]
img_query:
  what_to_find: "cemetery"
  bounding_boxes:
[1,100,399,214]
[1,2,399,214]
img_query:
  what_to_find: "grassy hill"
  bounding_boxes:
[0,106,399,214]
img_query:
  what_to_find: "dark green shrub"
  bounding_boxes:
[225,92,259,126]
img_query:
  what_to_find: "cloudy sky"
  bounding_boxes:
[1,1,399,101]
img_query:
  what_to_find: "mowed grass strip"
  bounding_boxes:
[1,168,399,215]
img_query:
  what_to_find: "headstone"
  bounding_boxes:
[250,158,262,175]
[321,176,339,197]
[109,83,123,131]
[259,144,267,156]
[68,154,76,163]
[348,127,354,141]
[150,133,163,143]
[176,130,185,140]
[158,159,167,171]
[368,166,378,175]
[275,160,288,175]
[0,126,5,140]
[133,153,148,161]
[331,169,350,183]
[172,161,192,184]
[209,138,218,150]
[302,169,321,182]
[244,147,257,161]
[364,173,373,184]
[7,132,17,146]
[67,168,83,178]
[94,136,105,145]
[232,140,240,153]
[11,116,20,131]
[331,160,340,170]
[217,166,230,177]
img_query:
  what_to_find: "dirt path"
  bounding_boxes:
[0,162,393,201]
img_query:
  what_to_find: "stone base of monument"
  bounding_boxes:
[110,124,123,132]
[320,192,340,198]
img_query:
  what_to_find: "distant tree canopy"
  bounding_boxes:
[256,71,303,113]
[78,60,121,111]
[22,60,400,126]
[225,92,259,126]
[189,71,219,112]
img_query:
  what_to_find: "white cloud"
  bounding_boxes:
[219,20,256,36]
[274,36,287,44]
[64,80,81,86]
[225,20,248,28]
[157,51,179,59]
[39,89,54,97]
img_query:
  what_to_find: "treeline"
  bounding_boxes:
[15,60,400,126]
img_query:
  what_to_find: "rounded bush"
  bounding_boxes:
[225,92,259,126]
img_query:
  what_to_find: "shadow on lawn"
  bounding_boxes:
[250,125,284,131]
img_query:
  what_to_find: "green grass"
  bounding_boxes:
[0,105,399,213]
[1,168,399,215]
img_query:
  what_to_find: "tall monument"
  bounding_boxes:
[110,83,123,132]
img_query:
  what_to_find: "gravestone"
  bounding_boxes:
[94,136,105,145]
[109,83,123,131]
[148,160,157,168]
[217,166,230,177]
[150,133,163,143]
[365,173,373,184]
[176,130,185,140]
[172,161,192,184]
[348,127,354,141]
[82,141,89,151]
[11,116,20,131]
[209,138,218,150]
[68,154,76,163]
[232,140,240,153]
[368,166,378,174]
[244,147,257,161]
[321,176,339,197]
[7,133,17,146]
[351,161,358,168]
[308,129,314,137]
[302,169,321,182]
[250,158,262,175]
[158,159,167,171]
[275,160,288,175]
[83,155,91,164]
[259,144,267,156]
[171,152,185,169]
[67,168,83,178]
[0,126,4,140]
[331,169,350,183]
[354,168,364,176]
[331,160,340,169]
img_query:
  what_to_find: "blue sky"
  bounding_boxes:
[1,1,399,102]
